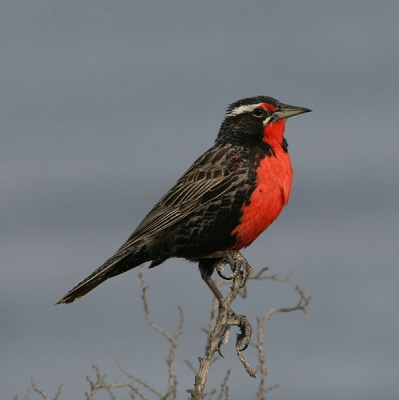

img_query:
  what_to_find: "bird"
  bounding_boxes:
[57,96,311,305]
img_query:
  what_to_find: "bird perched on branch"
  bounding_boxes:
[57,96,311,305]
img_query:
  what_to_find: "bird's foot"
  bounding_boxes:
[225,251,252,289]
[215,260,233,280]
[217,309,252,356]
[216,251,252,284]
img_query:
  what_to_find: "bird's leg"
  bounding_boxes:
[198,255,252,353]
[199,258,225,302]
[218,252,253,352]
[200,267,225,302]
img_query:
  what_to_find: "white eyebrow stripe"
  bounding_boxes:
[227,103,263,116]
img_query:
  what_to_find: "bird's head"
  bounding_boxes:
[217,96,311,146]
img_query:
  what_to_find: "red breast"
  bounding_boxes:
[230,120,293,248]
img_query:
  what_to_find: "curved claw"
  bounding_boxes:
[216,265,233,280]
[217,311,252,355]
[236,315,252,351]
[217,324,231,356]
[217,342,225,357]
[240,340,250,352]
[215,252,244,280]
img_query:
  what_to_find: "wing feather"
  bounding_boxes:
[114,145,241,255]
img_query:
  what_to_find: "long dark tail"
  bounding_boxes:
[56,254,137,304]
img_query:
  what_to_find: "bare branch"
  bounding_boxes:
[249,267,293,282]
[139,266,173,342]
[84,363,149,400]
[217,369,230,400]
[13,387,30,400]
[17,261,310,400]
[30,379,63,400]
[117,361,164,398]
[183,359,198,374]
[261,285,310,327]
[253,285,311,399]
[236,343,261,378]
[202,295,219,351]
[165,305,183,398]
[202,388,217,400]
[138,265,184,399]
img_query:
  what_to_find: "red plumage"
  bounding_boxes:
[231,119,293,248]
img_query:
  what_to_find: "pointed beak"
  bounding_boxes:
[273,104,312,121]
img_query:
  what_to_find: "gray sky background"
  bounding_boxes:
[2,2,399,399]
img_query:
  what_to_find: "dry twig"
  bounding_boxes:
[138,265,184,399]
[30,379,63,400]
[253,286,311,400]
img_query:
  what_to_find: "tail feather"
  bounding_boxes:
[56,254,133,304]
[55,275,107,304]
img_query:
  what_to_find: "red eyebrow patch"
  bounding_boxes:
[260,103,277,111]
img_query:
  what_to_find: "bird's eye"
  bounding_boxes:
[252,108,264,118]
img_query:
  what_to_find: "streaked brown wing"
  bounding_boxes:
[113,145,241,256]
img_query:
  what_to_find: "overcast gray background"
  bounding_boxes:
[2,2,398,399]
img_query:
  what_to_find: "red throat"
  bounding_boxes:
[263,119,286,143]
